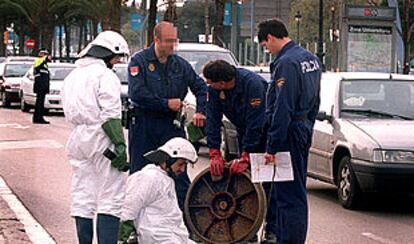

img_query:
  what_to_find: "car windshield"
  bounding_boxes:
[49,67,74,80]
[340,80,414,120]
[113,66,128,84]
[4,63,32,77]
[177,50,237,74]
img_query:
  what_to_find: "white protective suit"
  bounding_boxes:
[62,57,126,219]
[121,164,195,244]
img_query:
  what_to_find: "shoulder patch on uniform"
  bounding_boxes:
[276,77,285,88]
[130,66,139,76]
[250,98,262,107]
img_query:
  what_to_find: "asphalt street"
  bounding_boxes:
[0,106,413,244]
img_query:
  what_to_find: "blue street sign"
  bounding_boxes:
[223,3,242,26]
[224,3,231,26]
[131,13,143,31]
[97,22,102,33]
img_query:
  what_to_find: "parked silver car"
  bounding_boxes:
[310,72,414,209]
[0,61,33,107]
[20,63,75,112]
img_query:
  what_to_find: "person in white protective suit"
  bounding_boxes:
[118,137,198,244]
[61,30,130,244]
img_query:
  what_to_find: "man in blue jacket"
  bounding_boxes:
[259,19,321,244]
[203,60,277,242]
[127,21,207,210]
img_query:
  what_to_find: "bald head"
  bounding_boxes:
[153,21,178,61]
[154,21,176,39]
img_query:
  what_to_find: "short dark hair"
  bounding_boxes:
[257,18,289,43]
[202,60,236,83]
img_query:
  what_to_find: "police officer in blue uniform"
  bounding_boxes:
[128,21,207,209]
[203,60,278,243]
[258,19,321,244]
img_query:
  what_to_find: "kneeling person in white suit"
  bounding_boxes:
[119,137,197,244]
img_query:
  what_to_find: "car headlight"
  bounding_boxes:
[373,149,414,164]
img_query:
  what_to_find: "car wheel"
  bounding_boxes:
[1,91,10,107]
[337,156,361,209]
[20,96,31,112]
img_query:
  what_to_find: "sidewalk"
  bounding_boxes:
[0,176,55,244]
[0,186,32,244]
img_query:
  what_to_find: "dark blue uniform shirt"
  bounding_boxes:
[206,68,268,153]
[128,44,207,115]
[266,41,321,154]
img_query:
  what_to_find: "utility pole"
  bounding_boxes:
[403,0,410,74]
[230,1,238,54]
[205,0,210,42]
[249,0,255,65]
[317,0,325,70]
[331,2,338,71]
[295,11,302,44]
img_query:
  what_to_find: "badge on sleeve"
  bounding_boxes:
[130,66,139,76]
[219,91,226,100]
[148,63,155,72]
[250,98,262,107]
[276,77,286,88]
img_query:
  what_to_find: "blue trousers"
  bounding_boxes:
[128,115,189,210]
[237,132,278,235]
[273,120,313,244]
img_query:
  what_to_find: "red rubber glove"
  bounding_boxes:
[230,151,250,175]
[209,149,225,176]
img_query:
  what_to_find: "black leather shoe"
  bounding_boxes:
[33,120,50,124]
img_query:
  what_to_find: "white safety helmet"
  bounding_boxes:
[144,137,198,164]
[78,30,129,58]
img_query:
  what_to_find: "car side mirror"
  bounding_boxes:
[316,111,334,123]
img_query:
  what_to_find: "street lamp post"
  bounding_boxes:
[331,5,338,71]
[317,0,325,71]
[295,11,302,45]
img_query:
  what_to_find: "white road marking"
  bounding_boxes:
[0,176,56,244]
[0,123,30,129]
[362,232,396,244]
[0,139,63,150]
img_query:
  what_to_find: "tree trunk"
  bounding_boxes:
[59,25,63,58]
[0,20,5,56]
[41,24,54,52]
[92,19,99,38]
[18,17,25,55]
[214,0,225,47]
[83,23,88,46]
[163,0,177,24]
[33,26,40,54]
[110,0,122,32]
[147,0,158,46]
[102,18,109,31]
[78,21,84,53]
[64,23,71,60]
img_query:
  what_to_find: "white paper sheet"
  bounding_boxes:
[250,153,294,183]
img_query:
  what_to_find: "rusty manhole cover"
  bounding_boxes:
[184,168,266,243]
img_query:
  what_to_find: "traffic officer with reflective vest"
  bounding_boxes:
[33,49,52,124]
[258,19,321,244]
[203,60,277,243]
[127,21,207,210]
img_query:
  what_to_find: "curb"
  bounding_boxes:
[0,176,56,244]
